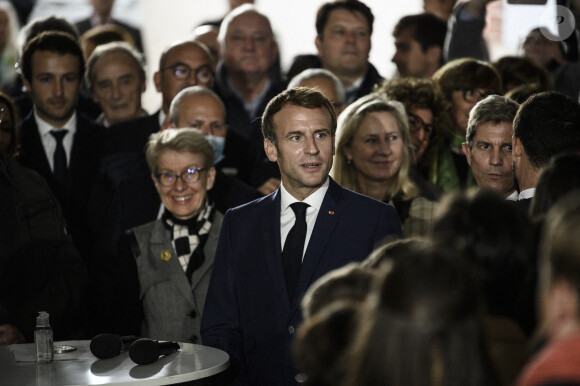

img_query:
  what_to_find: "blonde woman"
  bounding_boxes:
[331,94,437,236]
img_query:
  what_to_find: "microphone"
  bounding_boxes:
[90,334,140,359]
[129,338,180,365]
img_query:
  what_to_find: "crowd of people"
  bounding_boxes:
[1,0,580,384]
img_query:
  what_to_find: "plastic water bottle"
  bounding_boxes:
[35,311,53,363]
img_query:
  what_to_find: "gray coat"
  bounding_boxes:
[132,210,223,343]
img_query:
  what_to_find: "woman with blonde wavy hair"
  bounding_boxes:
[331,94,437,236]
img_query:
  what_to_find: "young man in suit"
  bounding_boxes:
[511,92,580,211]
[17,31,105,260]
[201,87,402,385]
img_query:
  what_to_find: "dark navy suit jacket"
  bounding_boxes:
[201,178,401,385]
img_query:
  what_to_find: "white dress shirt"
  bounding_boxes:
[35,110,77,171]
[279,178,329,261]
[518,188,536,201]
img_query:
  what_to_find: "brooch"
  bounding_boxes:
[328,211,335,215]
[160,250,172,261]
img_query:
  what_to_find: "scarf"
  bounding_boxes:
[162,200,215,282]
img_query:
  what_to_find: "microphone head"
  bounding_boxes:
[129,338,161,365]
[90,333,123,359]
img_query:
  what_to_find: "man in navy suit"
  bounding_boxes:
[511,92,580,212]
[201,88,401,385]
[17,31,105,261]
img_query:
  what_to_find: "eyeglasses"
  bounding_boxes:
[407,112,434,139]
[461,89,495,103]
[161,63,213,83]
[155,168,205,187]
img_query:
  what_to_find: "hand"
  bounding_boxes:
[0,324,25,345]
[258,178,281,196]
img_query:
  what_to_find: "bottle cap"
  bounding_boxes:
[37,311,50,325]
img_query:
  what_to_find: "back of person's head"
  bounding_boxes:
[393,13,447,55]
[294,301,359,386]
[316,0,374,37]
[361,237,431,270]
[539,191,580,307]
[513,91,580,169]
[80,24,135,59]
[493,56,551,92]
[19,15,79,55]
[432,58,502,101]
[432,190,536,324]
[301,263,373,319]
[504,83,543,104]
[287,68,346,105]
[531,154,580,219]
[344,245,497,386]
[19,31,85,84]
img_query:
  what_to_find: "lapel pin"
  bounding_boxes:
[160,250,172,261]
[328,211,334,215]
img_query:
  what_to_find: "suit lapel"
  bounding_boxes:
[263,190,293,312]
[19,116,52,178]
[292,179,344,310]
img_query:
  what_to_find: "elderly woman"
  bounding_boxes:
[127,128,222,343]
[331,94,437,237]
[0,91,18,156]
[431,58,502,191]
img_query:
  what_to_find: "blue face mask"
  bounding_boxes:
[205,135,225,165]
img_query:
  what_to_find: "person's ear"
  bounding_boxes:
[264,139,278,162]
[206,166,216,190]
[462,142,472,165]
[154,71,162,93]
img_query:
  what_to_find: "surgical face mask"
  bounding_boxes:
[205,134,225,164]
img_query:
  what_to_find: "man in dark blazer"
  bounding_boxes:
[511,92,580,212]
[201,88,401,385]
[17,31,105,261]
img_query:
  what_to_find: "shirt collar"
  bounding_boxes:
[35,109,77,137]
[280,177,329,214]
[518,188,536,200]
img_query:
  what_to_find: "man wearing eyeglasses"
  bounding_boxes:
[105,40,213,155]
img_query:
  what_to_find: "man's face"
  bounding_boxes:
[91,51,145,126]
[154,42,212,114]
[315,9,371,79]
[264,105,334,200]
[174,94,227,137]
[462,121,515,197]
[23,51,81,128]
[222,12,277,78]
[392,27,431,78]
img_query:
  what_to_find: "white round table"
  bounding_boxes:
[0,340,229,385]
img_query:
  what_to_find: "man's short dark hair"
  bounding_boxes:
[20,31,85,83]
[316,1,374,37]
[21,15,79,49]
[513,91,580,169]
[392,13,447,54]
[262,87,337,145]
